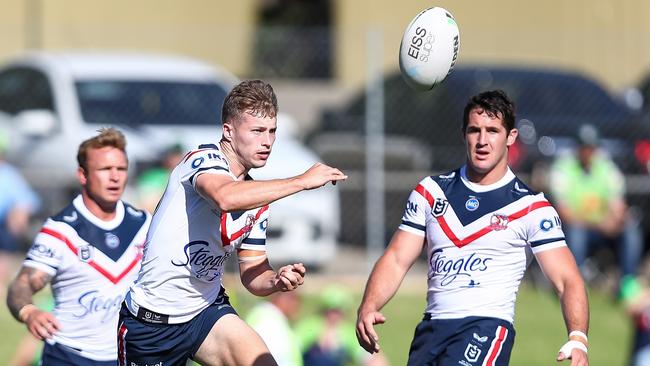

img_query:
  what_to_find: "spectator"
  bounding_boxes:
[549,123,643,295]
[136,143,185,213]
[296,286,389,366]
[0,128,40,291]
[247,291,304,366]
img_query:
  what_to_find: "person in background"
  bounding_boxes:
[549,123,644,298]
[136,143,185,213]
[6,128,151,365]
[0,128,41,292]
[247,290,304,366]
[296,285,389,366]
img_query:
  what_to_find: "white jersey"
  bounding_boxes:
[24,195,150,361]
[399,166,566,323]
[126,144,269,323]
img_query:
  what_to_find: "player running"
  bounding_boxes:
[7,128,151,365]
[118,79,347,366]
[356,90,589,366]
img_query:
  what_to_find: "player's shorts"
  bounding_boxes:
[407,315,515,366]
[117,288,237,366]
[42,342,117,366]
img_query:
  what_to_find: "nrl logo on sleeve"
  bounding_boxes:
[432,198,449,217]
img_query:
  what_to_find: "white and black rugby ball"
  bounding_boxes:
[399,7,460,91]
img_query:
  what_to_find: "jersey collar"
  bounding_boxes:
[459,165,515,193]
[72,195,125,230]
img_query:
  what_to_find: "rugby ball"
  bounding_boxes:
[399,7,460,91]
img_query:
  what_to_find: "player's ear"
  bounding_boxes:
[76,166,87,186]
[506,128,518,146]
[222,122,234,142]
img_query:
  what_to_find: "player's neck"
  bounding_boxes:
[218,140,249,180]
[81,192,118,221]
[465,162,509,185]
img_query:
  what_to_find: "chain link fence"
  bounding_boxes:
[1,24,650,258]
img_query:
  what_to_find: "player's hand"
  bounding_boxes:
[356,309,386,353]
[299,163,347,189]
[274,263,306,291]
[21,307,61,340]
[556,340,588,365]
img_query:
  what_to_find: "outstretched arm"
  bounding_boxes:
[196,162,347,212]
[535,246,589,365]
[7,266,61,340]
[356,229,425,354]
[237,249,305,297]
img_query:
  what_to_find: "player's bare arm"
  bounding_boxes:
[536,246,589,365]
[356,229,425,354]
[195,162,347,212]
[238,249,305,296]
[7,266,61,340]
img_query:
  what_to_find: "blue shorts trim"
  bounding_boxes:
[42,342,116,366]
[117,290,237,366]
[407,316,515,366]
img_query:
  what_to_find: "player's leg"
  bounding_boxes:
[193,313,277,366]
[117,304,193,366]
[406,315,449,365]
[42,342,117,366]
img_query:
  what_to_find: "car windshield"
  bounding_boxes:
[76,80,228,126]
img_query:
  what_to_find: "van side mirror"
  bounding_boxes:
[15,110,57,137]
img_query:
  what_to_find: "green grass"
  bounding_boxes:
[0,283,632,365]
[237,282,631,366]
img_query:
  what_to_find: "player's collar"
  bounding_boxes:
[459,165,515,193]
[72,195,125,230]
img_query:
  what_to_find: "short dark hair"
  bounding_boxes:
[77,127,127,170]
[462,90,516,132]
[221,80,278,124]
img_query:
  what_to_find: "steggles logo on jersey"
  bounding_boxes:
[489,214,509,231]
[432,198,449,217]
[429,249,492,286]
[171,240,231,281]
[74,290,122,323]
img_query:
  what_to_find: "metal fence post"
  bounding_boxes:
[365,28,385,270]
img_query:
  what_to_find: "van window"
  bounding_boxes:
[76,80,228,127]
[0,67,55,115]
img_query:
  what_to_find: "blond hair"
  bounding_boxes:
[77,127,127,170]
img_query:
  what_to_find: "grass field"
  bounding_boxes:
[235,275,630,366]
[0,279,632,365]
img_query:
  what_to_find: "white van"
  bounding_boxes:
[0,51,339,267]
